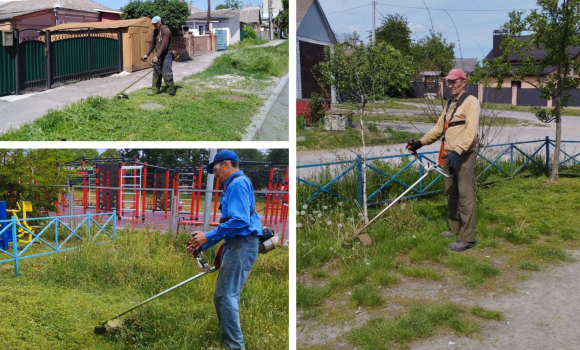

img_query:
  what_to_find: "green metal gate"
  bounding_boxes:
[0,42,15,95]
[0,28,121,96]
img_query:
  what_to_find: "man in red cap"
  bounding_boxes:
[407,68,481,252]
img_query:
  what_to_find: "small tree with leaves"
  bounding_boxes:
[316,42,413,222]
[215,0,243,10]
[121,0,190,34]
[481,0,580,182]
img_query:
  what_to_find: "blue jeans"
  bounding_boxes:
[214,235,259,350]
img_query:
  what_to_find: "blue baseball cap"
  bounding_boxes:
[151,16,161,24]
[207,150,239,174]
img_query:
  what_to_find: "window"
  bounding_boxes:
[511,81,522,89]
[198,25,208,35]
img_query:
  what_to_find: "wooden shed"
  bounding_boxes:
[44,18,154,73]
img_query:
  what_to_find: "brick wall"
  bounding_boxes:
[192,33,216,55]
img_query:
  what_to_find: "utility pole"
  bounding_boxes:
[372,1,376,44]
[202,149,217,231]
[206,0,210,34]
[269,0,273,40]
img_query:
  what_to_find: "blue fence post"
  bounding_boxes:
[112,210,117,240]
[87,212,91,240]
[0,201,7,251]
[54,217,59,251]
[12,216,18,276]
[545,136,550,171]
[510,144,514,177]
[357,156,363,207]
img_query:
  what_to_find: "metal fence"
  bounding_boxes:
[0,211,116,276]
[297,137,580,207]
[0,28,122,96]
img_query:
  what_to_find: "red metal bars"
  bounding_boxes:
[264,168,274,224]
[210,176,220,226]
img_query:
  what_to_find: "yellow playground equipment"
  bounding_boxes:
[6,201,37,244]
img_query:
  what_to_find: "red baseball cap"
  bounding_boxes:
[445,68,467,81]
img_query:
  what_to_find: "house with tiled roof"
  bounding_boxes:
[0,0,121,32]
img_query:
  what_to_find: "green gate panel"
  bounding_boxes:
[20,40,46,89]
[90,37,118,72]
[0,44,16,95]
[240,28,245,41]
[51,37,89,80]
[216,30,227,51]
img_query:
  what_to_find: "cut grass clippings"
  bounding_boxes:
[0,230,289,350]
[0,42,289,141]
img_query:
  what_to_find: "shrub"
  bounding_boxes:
[308,93,326,125]
[244,25,258,39]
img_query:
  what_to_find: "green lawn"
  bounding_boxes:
[0,42,289,141]
[296,127,423,151]
[0,230,288,350]
[227,38,269,50]
[362,113,544,127]
[297,163,580,349]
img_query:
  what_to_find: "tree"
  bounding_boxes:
[374,14,412,54]
[317,42,413,223]
[121,0,190,34]
[410,32,455,76]
[215,0,242,10]
[274,0,289,37]
[266,149,289,165]
[480,0,580,182]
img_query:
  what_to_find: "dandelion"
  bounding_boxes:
[329,247,334,251]
[300,211,306,215]
[323,206,328,210]
[412,235,416,239]
[338,202,343,206]
[303,204,308,209]
[326,221,332,226]
[338,224,343,228]
[349,217,355,222]
[317,213,322,218]
[357,213,363,218]
[297,223,302,228]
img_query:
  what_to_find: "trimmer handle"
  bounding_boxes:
[407,139,419,157]
[187,236,212,273]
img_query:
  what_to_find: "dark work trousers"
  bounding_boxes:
[152,53,174,90]
[444,150,477,242]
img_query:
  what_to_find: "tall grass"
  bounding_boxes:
[1,229,288,350]
[213,41,289,77]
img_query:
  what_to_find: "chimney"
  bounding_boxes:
[492,30,508,57]
[350,38,356,46]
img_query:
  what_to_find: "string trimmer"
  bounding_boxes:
[344,142,450,247]
[115,54,180,99]
[93,227,279,334]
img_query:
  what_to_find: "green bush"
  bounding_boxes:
[308,93,326,125]
[244,25,258,39]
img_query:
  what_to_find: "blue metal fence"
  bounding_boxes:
[297,137,580,207]
[0,211,116,276]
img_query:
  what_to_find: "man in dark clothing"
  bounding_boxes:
[142,16,175,96]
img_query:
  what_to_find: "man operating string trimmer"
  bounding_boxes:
[188,150,264,350]
[142,16,176,96]
[407,68,481,252]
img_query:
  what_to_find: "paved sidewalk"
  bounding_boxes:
[0,39,286,133]
[255,78,289,141]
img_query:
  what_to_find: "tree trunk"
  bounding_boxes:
[551,117,561,182]
[360,95,369,224]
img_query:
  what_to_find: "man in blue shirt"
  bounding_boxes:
[188,150,262,350]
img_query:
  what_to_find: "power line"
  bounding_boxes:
[327,4,372,15]
[376,2,534,12]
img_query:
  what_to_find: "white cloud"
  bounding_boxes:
[410,23,428,33]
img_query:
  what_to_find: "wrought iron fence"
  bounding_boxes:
[0,211,116,276]
[297,137,580,208]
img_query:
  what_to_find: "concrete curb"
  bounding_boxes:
[242,73,289,141]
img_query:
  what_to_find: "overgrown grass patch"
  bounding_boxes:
[297,285,333,310]
[446,254,500,287]
[347,303,482,349]
[518,262,540,271]
[530,245,569,262]
[0,229,288,350]
[471,307,504,321]
[213,41,288,77]
[351,284,384,307]
[400,266,442,280]
[227,37,269,50]
[297,126,423,150]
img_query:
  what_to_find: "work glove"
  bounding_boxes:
[141,55,147,62]
[443,151,460,174]
[407,139,423,154]
[152,56,159,64]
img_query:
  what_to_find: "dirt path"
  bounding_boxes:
[411,250,580,350]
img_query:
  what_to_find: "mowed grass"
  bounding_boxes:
[0,42,289,141]
[297,172,580,348]
[0,230,289,350]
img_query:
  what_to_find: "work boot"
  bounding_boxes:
[441,231,456,238]
[449,241,476,252]
[166,79,176,96]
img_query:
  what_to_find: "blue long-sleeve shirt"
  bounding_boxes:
[202,171,262,250]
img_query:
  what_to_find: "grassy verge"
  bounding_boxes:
[297,167,580,348]
[227,38,269,50]
[0,229,288,350]
[362,113,543,127]
[0,42,289,141]
[296,127,423,151]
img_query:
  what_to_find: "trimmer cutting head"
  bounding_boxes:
[94,319,123,335]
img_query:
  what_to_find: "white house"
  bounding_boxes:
[186,9,241,46]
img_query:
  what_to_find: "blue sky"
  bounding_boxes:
[96,0,263,11]
[318,0,540,61]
